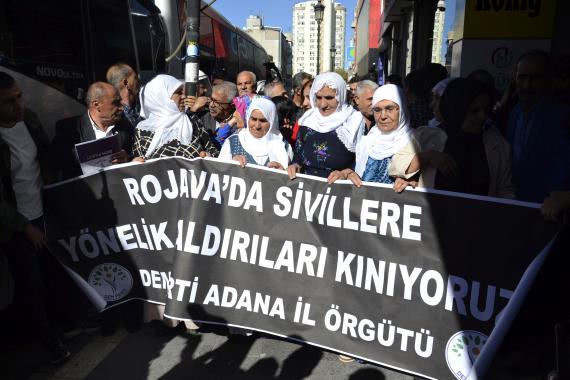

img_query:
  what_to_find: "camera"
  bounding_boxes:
[437,0,445,12]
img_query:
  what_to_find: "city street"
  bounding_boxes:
[3,323,415,380]
[1,320,547,380]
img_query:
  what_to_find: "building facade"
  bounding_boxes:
[292,0,346,76]
[352,0,382,78]
[431,8,445,64]
[244,15,292,82]
[379,0,440,78]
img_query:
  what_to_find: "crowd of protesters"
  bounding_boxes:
[0,48,569,376]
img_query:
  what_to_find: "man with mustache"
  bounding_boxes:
[504,50,570,378]
[506,50,570,203]
[236,71,257,97]
[53,82,133,180]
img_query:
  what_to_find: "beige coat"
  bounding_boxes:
[388,139,421,179]
[414,125,515,198]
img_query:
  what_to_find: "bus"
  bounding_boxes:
[0,0,268,137]
[156,0,269,82]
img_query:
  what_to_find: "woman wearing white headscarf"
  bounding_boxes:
[330,84,421,192]
[287,72,364,179]
[133,74,218,160]
[219,97,292,169]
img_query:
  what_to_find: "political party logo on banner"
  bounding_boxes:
[445,330,488,379]
[88,263,133,302]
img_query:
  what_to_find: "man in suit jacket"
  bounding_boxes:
[52,81,140,335]
[53,82,134,180]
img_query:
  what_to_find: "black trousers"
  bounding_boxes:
[3,217,57,342]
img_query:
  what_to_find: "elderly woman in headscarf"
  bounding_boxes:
[329,84,421,192]
[416,78,514,198]
[218,97,292,170]
[287,72,364,180]
[132,74,218,160]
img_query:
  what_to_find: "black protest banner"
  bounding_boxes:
[44,157,557,380]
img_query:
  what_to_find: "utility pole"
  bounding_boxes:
[185,0,201,97]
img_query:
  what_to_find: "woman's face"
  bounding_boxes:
[302,83,312,111]
[315,86,339,117]
[248,109,271,139]
[461,93,490,134]
[373,99,400,133]
[170,85,184,111]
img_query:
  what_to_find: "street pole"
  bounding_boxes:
[313,0,324,76]
[316,22,321,75]
[185,0,201,97]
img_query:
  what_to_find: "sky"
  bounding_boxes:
[210,0,456,66]
[211,0,358,46]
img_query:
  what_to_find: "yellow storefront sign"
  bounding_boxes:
[461,0,556,39]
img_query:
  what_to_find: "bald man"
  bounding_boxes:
[106,63,142,127]
[236,71,257,97]
[53,82,134,179]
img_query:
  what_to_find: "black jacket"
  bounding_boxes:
[52,112,134,180]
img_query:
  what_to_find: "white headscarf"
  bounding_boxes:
[431,78,451,97]
[297,72,364,152]
[354,84,412,176]
[237,97,290,168]
[137,74,194,158]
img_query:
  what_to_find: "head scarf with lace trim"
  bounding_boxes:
[237,97,290,168]
[137,74,194,158]
[354,84,412,176]
[297,72,364,152]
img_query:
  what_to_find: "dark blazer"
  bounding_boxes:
[199,110,217,134]
[52,112,134,180]
[196,110,224,150]
[506,96,570,202]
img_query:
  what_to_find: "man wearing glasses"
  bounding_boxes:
[201,81,239,149]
